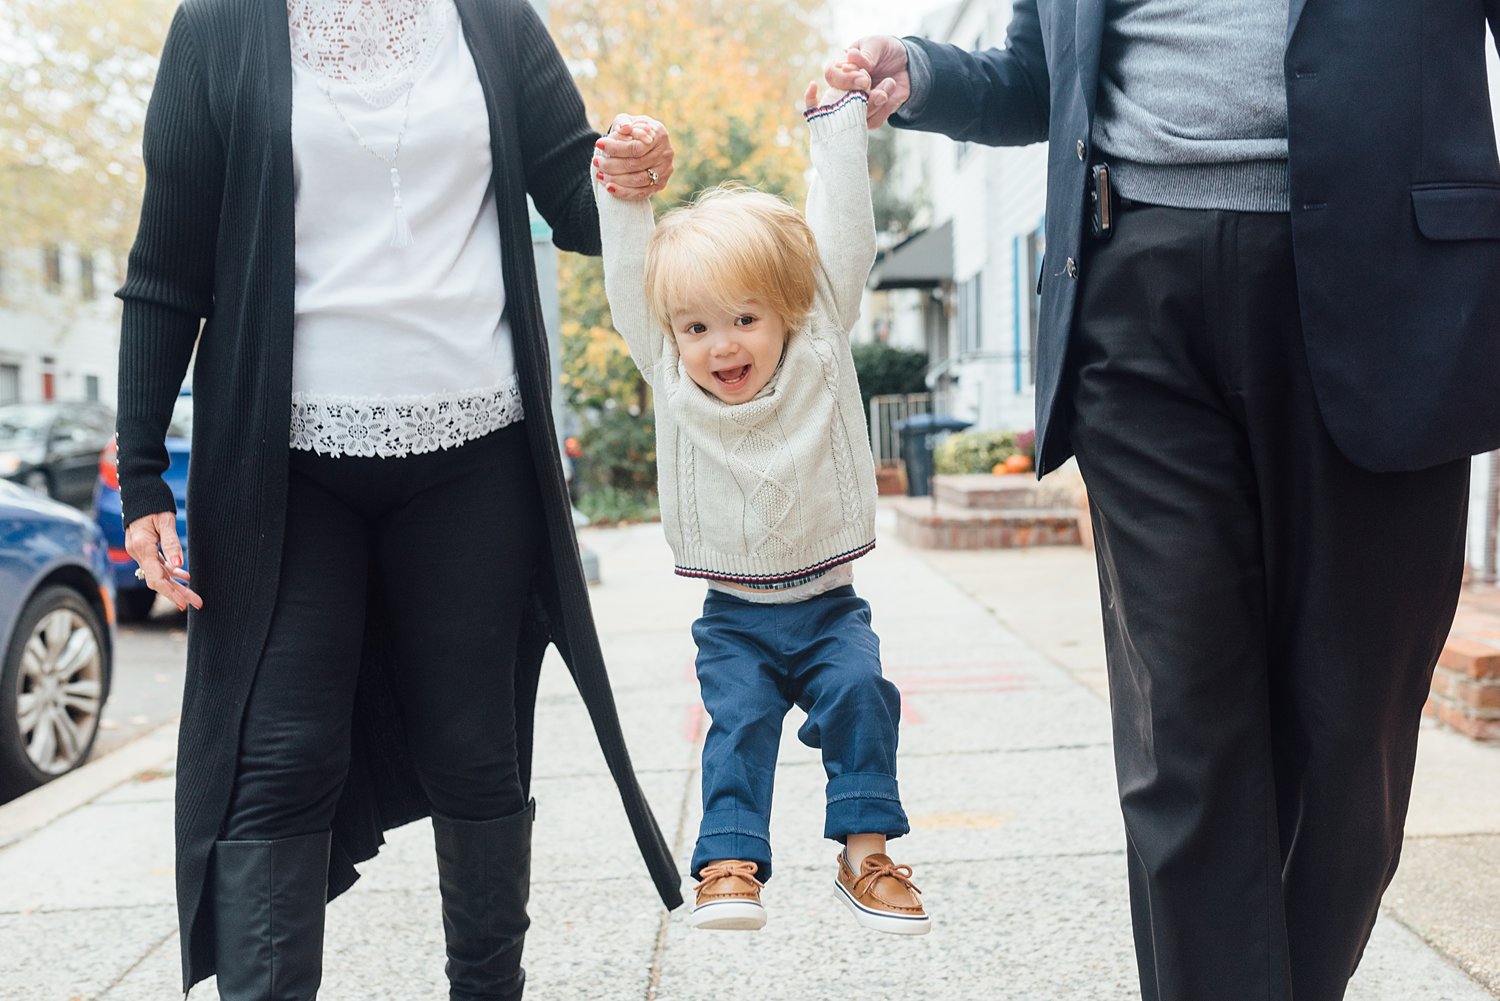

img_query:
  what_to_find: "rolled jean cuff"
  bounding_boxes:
[824,772,909,842]
[692,809,773,881]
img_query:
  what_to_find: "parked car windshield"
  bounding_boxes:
[0,405,54,443]
[166,394,193,439]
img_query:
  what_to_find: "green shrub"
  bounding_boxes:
[576,486,660,526]
[934,430,1021,475]
[851,341,928,424]
[574,406,656,494]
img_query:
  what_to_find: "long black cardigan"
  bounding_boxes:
[115,0,683,990]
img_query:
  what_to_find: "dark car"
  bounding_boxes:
[0,479,115,798]
[94,388,191,622]
[0,401,118,510]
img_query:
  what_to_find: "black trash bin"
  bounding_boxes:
[895,413,972,497]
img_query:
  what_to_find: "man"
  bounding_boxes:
[828,4,1500,1000]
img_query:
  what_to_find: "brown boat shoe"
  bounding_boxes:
[835,852,932,935]
[689,859,767,931]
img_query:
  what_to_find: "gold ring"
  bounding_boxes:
[647,167,659,186]
[134,567,148,581]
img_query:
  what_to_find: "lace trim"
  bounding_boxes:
[290,379,524,458]
[287,0,448,107]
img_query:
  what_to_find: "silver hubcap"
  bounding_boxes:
[16,608,102,775]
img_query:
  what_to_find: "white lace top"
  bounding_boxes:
[287,0,522,458]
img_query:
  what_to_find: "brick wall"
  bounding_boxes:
[1426,638,1500,742]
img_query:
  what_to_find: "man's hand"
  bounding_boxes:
[825,36,910,129]
[124,510,203,612]
[595,114,674,201]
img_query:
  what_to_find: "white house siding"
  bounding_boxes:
[876,0,1049,432]
[0,247,121,408]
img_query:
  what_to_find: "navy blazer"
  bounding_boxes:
[896,0,1500,475]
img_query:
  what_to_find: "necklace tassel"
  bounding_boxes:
[388,166,413,248]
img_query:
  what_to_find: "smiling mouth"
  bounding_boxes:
[712,364,752,389]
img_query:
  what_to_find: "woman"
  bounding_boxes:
[117,0,680,997]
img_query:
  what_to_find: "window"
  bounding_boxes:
[958,274,983,356]
[0,364,19,405]
[74,404,116,445]
[43,246,62,293]
[84,375,101,402]
[79,254,96,300]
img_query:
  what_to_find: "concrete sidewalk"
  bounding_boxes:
[1,509,1496,1000]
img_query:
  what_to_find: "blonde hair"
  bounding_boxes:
[644,184,820,335]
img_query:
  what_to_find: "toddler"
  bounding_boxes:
[593,83,929,936]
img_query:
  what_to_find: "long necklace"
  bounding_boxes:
[319,80,418,248]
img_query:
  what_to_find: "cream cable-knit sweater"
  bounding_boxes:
[598,93,879,584]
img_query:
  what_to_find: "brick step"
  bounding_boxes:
[931,473,1073,511]
[892,497,1082,550]
[1426,589,1500,742]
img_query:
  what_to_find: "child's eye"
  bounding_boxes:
[685,322,707,335]
[735,315,756,327]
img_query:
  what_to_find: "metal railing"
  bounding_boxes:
[869,393,932,465]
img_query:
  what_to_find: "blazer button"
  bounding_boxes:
[1065,257,1078,279]
[1076,139,1086,160]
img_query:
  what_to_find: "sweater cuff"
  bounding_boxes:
[892,38,932,124]
[119,472,177,528]
[803,91,869,138]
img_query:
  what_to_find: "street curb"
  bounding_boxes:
[0,718,178,851]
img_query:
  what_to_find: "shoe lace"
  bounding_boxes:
[854,857,923,897]
[695,860,762,890]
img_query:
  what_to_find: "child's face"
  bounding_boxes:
[670,294,789,404]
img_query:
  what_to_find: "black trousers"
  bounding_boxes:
[1069,204,1470,1001]
[223,423,543,839]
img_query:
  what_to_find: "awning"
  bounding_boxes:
[866,221,953,290]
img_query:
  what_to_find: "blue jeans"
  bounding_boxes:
[690,585,909,882]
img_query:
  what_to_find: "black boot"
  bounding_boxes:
[432,799,534,1001]
[210,830,331,1001]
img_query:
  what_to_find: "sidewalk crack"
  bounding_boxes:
[645,707,704,1000]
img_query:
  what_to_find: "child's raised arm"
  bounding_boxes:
[595,122,665,383]
[802,85,879,335]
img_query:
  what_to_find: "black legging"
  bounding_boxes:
[223,422,542,839]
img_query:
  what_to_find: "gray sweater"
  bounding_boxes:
[903,0,1290,212]
[1094,0,1290,212]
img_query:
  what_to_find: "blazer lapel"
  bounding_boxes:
[1287,0,1309,41]
[1074,0,1106,119]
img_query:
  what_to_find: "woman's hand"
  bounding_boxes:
[124,510,203,612]
[595,113,674,201]
[825,36,909,128]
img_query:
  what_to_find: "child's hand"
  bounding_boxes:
[804,69,871,112]
[595,113,674,202]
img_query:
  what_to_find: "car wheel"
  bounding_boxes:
[116,588,159,624]
[21,470,50,498]
[0,586,108,798]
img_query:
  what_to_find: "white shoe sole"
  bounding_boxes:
[689,898,767,931]
[834,880,932,936]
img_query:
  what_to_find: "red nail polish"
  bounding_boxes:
[597,172,604,180]
[607,185,616,193]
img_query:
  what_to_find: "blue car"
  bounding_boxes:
[0,479,115,797]
[95,388,192,623]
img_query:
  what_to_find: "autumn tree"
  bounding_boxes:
[0,0,176,277]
